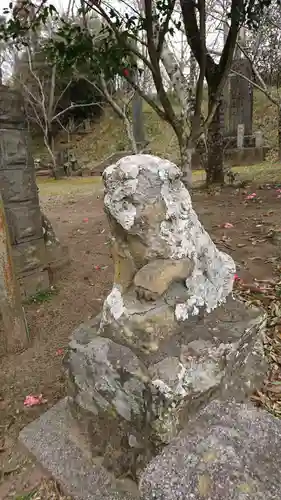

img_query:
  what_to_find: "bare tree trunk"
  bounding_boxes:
[45,125,58,179]
[132,92,146,151]
[98,75,138,153]
[179,136,193,188]
[131,40,147,151]
[278,106,281,162]
[206,94,225,186]
[0,194,29,354]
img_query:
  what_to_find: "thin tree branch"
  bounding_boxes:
[192,0,206,136]
[52,101,99,122]
[157,0,176,55]
[52,78,74,114]
[231,69,279,106]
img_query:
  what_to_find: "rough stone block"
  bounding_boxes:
[0,129,31,169]
[41,212,70,268]
[0,86,26,126]
[5,198,43,244]
[12,238,46,275]
[139,399,281,500]
[19,398,140,500]
[67,297,267,478]
[223,146,267,166]
[19,268,50,298]
[0,167,38,202]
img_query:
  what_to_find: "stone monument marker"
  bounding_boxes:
[20,155,273,500]
[227,58,253,139]
[222,57,268,165]
[255,129,264,148]
[237,123,245,149]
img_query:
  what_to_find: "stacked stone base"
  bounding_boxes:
[66,297,267,479]
[139,399,281,500]
[20,397,281,500]
[19,298,275,500]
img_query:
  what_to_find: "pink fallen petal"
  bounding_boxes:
[56,348,64,356]
[234,274,240,281]
[245,193,257,200]
[94,265,101,270]
[83,218,89,223]
[220,222,234,229]
[24,394,47,407]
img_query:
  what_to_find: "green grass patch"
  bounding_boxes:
[233,162,281,184]
[15,491,37,499]
[37,177,101,185]
[37,176,102,197]
[24,286,59,305]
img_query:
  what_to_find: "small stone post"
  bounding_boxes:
[0,193,29,355]
[237,123,245,149]
[255,130,264,148]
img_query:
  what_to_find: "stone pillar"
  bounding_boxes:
[237,123,245,149]
[255,130,264,148]
[0,85,49,297]
[227,58,253,138]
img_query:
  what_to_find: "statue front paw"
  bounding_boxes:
[135,286,158,301]
[134,258,194,301]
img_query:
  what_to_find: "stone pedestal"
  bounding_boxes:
[139,399,281,500]
[67,298,266,477]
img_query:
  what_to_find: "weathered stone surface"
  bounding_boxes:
[0,129,30,168]
[12,238,47,274]
[99,155,237,353]
[228,59,253,137]
[42,212,69,269]
[0,85,68,297]
[66,154,267,479]
[0,85,25,127]
[19,269,50,299]
[0,86,50,297]
[19,398,140,500]
[0,167,38,202]
[103,155,235,319]
[139,399,281,500]
[67,297,267,478]
[5,198,43,244]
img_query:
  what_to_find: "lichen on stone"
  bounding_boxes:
[102,154,235,322]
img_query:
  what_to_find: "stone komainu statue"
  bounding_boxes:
[100,154,236,351]
[67,154,267,478]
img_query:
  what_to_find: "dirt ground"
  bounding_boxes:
[0,178,281,498]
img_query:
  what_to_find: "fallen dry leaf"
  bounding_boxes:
[236,278,281,417]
